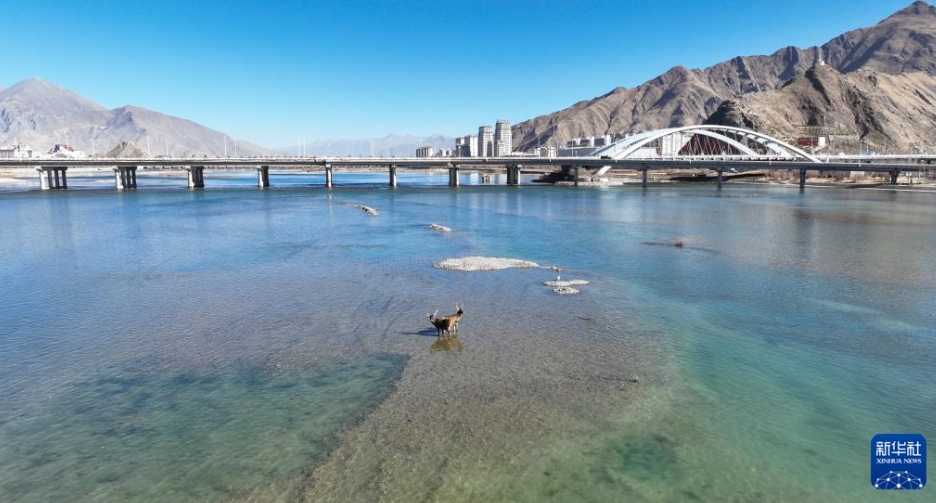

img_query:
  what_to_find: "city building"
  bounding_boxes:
[494,120,512,156]
[477,126,493,157]
[462,135,477,157]
[661,132,692,156]
[455,136,478,157]
[534,146,557,158]
[575,137,595,148]
[48,144,86,158]
[0,143,35,158]
[452,122,512,158]
[594,135,613,147]
[415,146,435,158]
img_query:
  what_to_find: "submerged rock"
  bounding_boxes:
[350,203,379,216]
[434,257,540,272]
[552,286,581,295]
[428,223,452,233]
[544,279,589,287]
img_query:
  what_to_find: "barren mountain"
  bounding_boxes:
[0,78,111,149]
[0,78,276,157]
[104,140,147,158]
[824,0,936,74]
[707,65,936,152]
[512,1,936,152]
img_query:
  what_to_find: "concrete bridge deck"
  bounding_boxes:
[1,156,932,191]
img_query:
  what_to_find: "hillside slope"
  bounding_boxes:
[512,1,936,152]
[0,78,275,157]
[707,65,936,152]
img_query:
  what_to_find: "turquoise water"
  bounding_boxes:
[0,183,933,502]
[0,358,403,502]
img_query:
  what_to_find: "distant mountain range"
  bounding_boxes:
[0,78,275,157]
[0,77,457,159]
[513,1,936,153]
[283,134,456,157]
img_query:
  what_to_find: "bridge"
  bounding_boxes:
[590,125,823,166]
[1,126,932,191]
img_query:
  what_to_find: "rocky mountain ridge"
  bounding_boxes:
[707,65,936,152]
[0,78,274,157]
[512,1,936,153]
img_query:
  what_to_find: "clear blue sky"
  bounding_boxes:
[1,0,920,148]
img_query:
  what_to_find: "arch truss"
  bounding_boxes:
[590,125,821,174]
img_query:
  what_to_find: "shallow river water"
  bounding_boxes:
[1,179,933,502]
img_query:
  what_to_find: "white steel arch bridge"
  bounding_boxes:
[589,125,822,175]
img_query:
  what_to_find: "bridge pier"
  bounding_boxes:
[716,167,724,189]
[799,168,807,189]
[37,166,68,190]
[114,166,137,190]
[187,166,205,189]
[38,166,68,190]
[389,165,397,187]
[574,165,580,187]
[324,165,333,188]
[257,165,270,188]
[448,167,459,187]
[507,164,521,185]
[642,167,648,187]
[890,169,900,185]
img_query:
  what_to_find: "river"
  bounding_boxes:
[1,179,933,502]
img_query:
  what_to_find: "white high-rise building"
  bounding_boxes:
[478,126,493,157]
[494,120,512,156]
[456,135,478,157]
[465,135,477,157]
[415,146,435,158]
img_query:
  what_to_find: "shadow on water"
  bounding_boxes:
[404,327,443,337]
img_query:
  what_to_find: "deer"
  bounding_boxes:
[428,302,464,338]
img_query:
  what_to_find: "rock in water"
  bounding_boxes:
[349,203,378,216]
[434,257,540,272]
[544,279,589,287]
